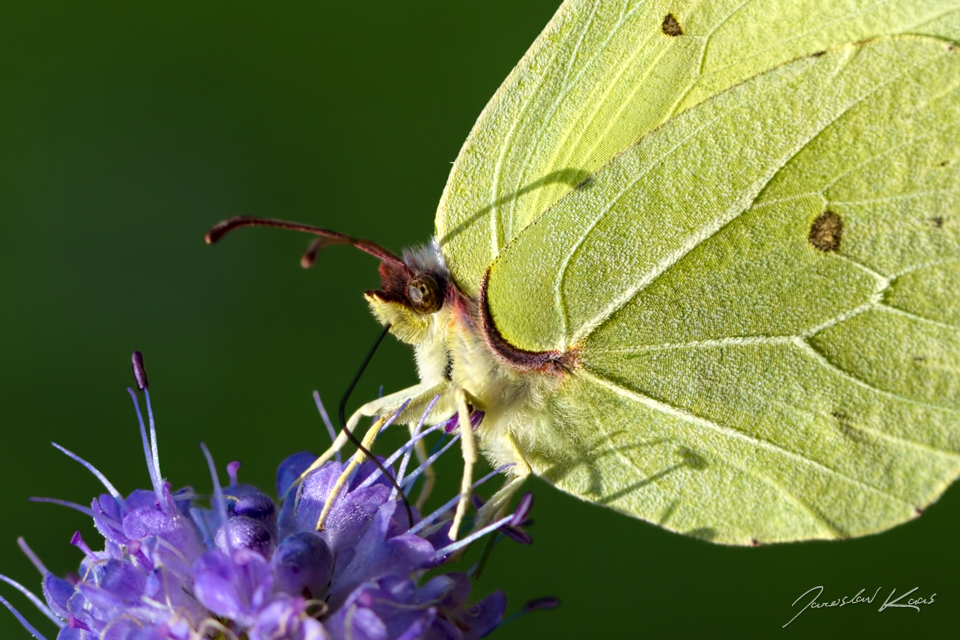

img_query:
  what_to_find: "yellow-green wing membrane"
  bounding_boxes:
[437,0,960,297]
[486,37,960,544]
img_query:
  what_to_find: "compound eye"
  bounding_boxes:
[407,273,442,315]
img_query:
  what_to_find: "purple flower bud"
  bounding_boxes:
[233,492,276,523]
[215,516,275,558]
[272,531,334,598]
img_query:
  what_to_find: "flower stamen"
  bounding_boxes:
[227,460,241,486]
[50,442,124,506]
[28,497,96,517]
[407,464,514,536]
[0,574,62,628]
[127,388,165,508]
[391,395,439,499]
[200,442,229,531]
[0,594,51,640]
[312,390,341,464]
[432,514,515,559]
[400,432,462,491]
[16,538,48,576]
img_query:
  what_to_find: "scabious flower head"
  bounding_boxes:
[1,354,538,640]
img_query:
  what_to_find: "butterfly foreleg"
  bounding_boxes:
[315,412,390,531]
[293,381,447,529]
[295,381,446,484]
[449,387,480,541]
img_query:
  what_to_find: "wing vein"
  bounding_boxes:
[876,302,960,331]
[664,0,752,120]
[583,371,846,539]
[487,4,577,256]
[512,1,641,242]
[575,47,940,343]
[579,368,917,508]
[588,335,795,355]
[763,395,960,461]
[692,0,890,80]
[831,187,960,206]
[795,337,960,413]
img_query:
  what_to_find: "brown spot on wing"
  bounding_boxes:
[809,211,844,252]
[661,14,683,37]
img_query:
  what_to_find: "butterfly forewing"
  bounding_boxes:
[435,0,960,299]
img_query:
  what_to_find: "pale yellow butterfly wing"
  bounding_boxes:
[485,36,960,544]
[436,0,960,297]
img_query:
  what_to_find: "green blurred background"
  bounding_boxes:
[1,2,957,638]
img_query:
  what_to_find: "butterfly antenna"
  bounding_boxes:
[206,215,414,526]
[204,215,404,268]
[339,323,415,528]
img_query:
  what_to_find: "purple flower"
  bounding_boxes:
[326,573,506,640]
[1,354,539,639]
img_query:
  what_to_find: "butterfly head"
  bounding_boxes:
[365,239,455,345]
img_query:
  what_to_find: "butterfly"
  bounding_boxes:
[208,0,960,545]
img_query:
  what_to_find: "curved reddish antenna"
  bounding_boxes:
[204,216,404,268]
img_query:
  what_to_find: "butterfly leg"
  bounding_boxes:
[295,381,446,488]
[477,432,531,527]
[449,387,481,541]
[294,382,447,529]
[315,412,390,530]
